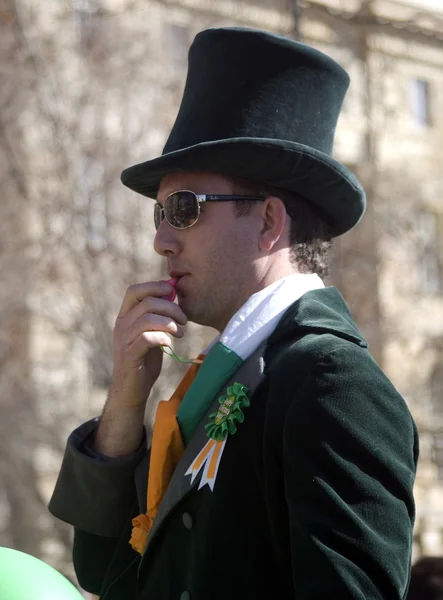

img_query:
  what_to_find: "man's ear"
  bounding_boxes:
[259,196,288,251]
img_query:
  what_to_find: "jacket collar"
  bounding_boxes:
[268,286,368,349]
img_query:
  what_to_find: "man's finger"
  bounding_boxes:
[123,314,184,348]
[120,296,187,330]
[127,331,172,362]
[118,281,173,317]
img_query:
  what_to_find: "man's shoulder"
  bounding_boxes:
[262,323,415,445]
[266,326,370,384]
[266,285,370,378]
[264,312,413,423]
[268,286,368,352]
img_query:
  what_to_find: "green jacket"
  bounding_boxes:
[49,287,418,599]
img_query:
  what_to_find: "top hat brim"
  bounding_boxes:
[121,137,366,237]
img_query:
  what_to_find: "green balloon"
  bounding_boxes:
[0,547,84,599]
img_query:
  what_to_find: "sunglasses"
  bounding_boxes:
[154,190,265,230]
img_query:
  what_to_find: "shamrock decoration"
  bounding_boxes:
[205,382,250,442]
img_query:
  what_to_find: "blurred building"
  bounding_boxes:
[1,0,442,583]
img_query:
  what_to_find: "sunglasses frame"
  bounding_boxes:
[154,189,265,230]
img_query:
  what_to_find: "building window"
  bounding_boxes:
[409,78,431,126]
[418,210,442,294]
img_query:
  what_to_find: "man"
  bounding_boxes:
[49,27,418,599]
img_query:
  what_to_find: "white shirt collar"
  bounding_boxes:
[205,273,324,360]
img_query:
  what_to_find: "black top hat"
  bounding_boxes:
[121,27,366,237]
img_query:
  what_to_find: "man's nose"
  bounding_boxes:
[153,220,181,257]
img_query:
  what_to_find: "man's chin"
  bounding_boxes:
[178,297,212,328]
[177,296,195,320]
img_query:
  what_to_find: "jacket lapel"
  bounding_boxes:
[143,341,267,553]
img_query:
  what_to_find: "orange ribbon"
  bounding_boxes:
[130,355,204,554]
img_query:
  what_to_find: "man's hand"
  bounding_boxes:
[94,280,187,457]
[111,280,187,408]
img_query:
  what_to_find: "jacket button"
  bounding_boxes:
[182,512,193,529]
[180,592,191,600]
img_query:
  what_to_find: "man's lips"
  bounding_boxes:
[169,273,189,287]
[174,275,188,291]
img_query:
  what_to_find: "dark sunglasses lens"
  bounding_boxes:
[154,204,162,230]
[165,192,199,228]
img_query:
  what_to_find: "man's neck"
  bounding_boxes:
[215,268,303,333]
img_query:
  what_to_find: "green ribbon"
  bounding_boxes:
[177,342,243,444]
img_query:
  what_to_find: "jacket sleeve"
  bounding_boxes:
[48,419,148,595]
[48,418,148,537]
[281,345,418,600]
